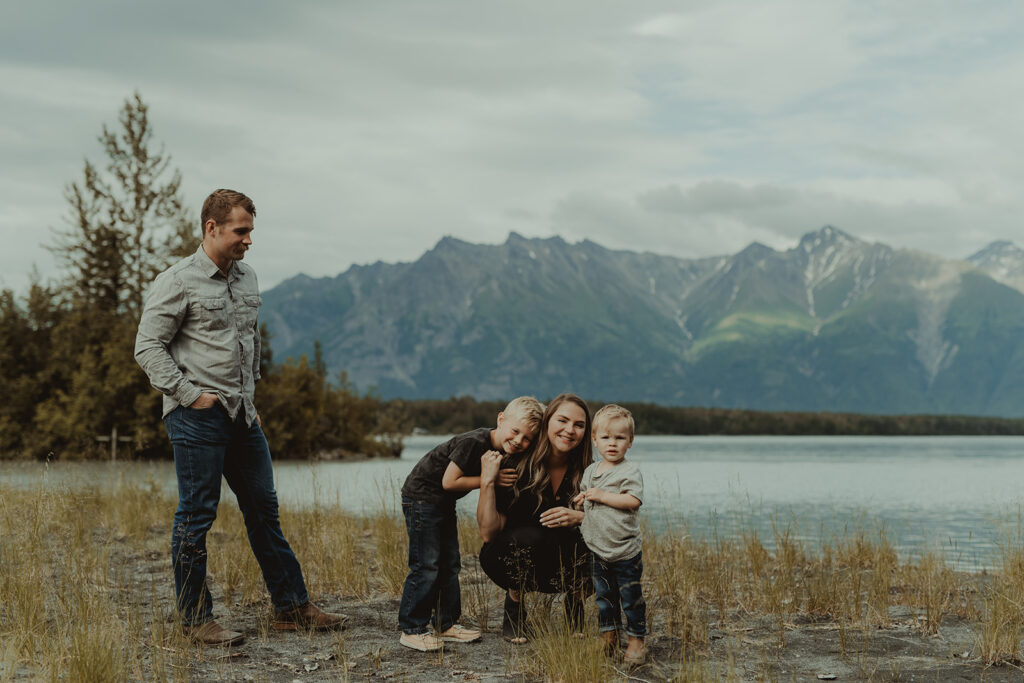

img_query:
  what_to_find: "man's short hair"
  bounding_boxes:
[201,189,256,234]
[592,404,635,438]
[502,396,544,431]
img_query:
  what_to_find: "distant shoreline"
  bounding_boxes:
[394,397,1024,437]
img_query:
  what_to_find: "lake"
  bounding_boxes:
[5,435,1024,570]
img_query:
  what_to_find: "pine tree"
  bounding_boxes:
[34,93,194,458]
[50,92,195,316]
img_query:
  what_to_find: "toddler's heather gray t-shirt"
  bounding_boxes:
[579,460,644,563]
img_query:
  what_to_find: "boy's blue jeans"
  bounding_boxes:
[591,551,647,637]
[398,497,462,634]
[164,405,309,626]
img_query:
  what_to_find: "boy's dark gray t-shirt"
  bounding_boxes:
[401,428,494,507]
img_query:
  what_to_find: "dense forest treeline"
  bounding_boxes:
[389,396,1024,437]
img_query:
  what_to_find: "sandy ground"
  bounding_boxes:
[94,545,1024,683]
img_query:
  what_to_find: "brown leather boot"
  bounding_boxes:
[273,602,349,631]
[183,620,245,646]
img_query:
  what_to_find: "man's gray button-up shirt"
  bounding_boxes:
[135,245,262,425]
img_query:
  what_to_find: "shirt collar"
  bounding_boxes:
[195,243,233,280]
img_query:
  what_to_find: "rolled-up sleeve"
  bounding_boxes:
[134,272,203,408]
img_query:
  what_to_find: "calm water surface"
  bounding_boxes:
[6,435,1024,569]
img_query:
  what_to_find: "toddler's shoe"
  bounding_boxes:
[400,631,444,651]
[438,624,481,642]
[600,630,619,655]
[624,636,647,666]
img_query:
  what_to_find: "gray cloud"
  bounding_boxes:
[3,1,1024,293]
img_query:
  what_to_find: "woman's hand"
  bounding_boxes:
[480,451,503,487]
[539,506,584,529]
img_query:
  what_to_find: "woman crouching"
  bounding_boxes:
[477,393,593,642]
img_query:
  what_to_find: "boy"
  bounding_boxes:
[398,396,544,651]
[574,404,647,665]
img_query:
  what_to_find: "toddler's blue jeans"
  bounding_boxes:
[591,550,647,637]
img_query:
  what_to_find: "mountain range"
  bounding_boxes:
[260,227,1024,416]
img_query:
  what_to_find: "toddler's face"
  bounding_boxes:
[494,414,537,454]
[593,417,633,465]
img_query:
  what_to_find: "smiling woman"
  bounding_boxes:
[475,393,594,643]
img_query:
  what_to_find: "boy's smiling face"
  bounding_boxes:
[593,417,633,465]
[491,413,537,454]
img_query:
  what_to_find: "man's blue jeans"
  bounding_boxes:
[164,405,309,626]
[398,497,462,634]
[591,551,647,637]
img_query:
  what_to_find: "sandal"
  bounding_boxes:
[501,592,529,644]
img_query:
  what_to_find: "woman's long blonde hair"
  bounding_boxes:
[513,393,593,513]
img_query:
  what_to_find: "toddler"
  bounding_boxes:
[574,404,646,664]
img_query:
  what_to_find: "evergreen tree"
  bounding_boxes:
[0,93,396,460]
[50,92,195,315]
[0,278,64,457]
[33,93,193,458]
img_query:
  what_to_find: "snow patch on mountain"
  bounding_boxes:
[798,227,883,317]
[908,263,963,386]
[968,241,1024,294]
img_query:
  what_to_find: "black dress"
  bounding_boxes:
[478,468,592,598]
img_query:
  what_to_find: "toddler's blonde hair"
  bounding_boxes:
[592,403,635,439]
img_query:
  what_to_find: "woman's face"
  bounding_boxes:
[546,401,587,455]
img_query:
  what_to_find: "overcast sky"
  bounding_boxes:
[3,1,1023,293]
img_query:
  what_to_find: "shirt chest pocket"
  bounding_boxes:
[194,297,229,330]
[239,295,261,329]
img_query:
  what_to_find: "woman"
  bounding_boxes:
[477,393,593,642]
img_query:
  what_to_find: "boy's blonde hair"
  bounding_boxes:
[592,404,635,439]
[501,396,545,431]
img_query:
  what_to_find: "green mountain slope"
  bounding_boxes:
[261,228,1024,416]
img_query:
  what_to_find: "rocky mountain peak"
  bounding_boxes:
[968,240,1024,291]
[798,225,859,254]
[968,240,1023,264]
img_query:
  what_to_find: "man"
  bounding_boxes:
[135,189,345,646]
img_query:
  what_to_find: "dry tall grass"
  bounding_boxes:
[0,474,1012,681]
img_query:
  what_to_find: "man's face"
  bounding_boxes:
[493,413,537,455]
[205,205,254,266]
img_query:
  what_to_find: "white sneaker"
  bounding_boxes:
[400,632,443,652]
[438,624,481,642]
